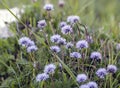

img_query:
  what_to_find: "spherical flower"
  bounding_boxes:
[57,37,66,45]
[27,40,35,47]
[43,4,54,11]
[107,65,117,74]
[76,74,88,83]
[70,52,81,58]
[36,73,49,82]
[79,84,89,88]
[76,40,89,49]
[50,46,61,53]
[87,81,98,88]
[96,68,107,79]
[58,0,65,7]
[44,64,56,74]
[50,34,61,43]
[66,42,74,49]
[18,37,31,47]
[37,20,47,29]
[90,52,102,60]
[61,25,73,34]
[27,45,38,53]
[67,15,80,24]
[59,21,67,28]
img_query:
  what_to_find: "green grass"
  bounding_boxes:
[0,0,120,88]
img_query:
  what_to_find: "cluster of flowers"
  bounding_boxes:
[59,15,80,34]
[36,63,56,82]
[76,64,117,88]
[96,64,117,78]
[18,37,38,53]
[76,74,98,88]
[35,2,119,88]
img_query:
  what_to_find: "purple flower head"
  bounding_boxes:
[43,4,54,11]
[50,34,61,43]
[107,65,117,74]
[27,40,35,47]
[27,45,38,53]
[87,81,98,88]
[66,42,74,49]
[58,0,65,7]
[76,40,88,49]
[76,74,88,83]
[70,52,81,58]
[79,84,89,88]
[57,37,66,45]
[36,73,49,82]
[96,68,107,79]
[18,37,31,47]
[59,21,67,28]
[37,20,47,29]
[67,15,80,24]
[61,25,73,34]
[50,46,61,53]
[90,52,102,60]
[44,64,56,74]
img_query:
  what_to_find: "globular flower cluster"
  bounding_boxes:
[79,84,89,88]
[43,4,54,11]
[67,15,80,24]
[80,81,98,88]
[59,21,67,28]
[107,65,117,74]
[58,0,65,7]
[27,45,38,53]
[96,64,117,79]
[37,20,47,29]
[18,37,38,53]
[44,64,56,74]
[87,81,98,88]
[70,52,81,59]
[90,52,102,60]
[36,73,49,82]
[76,40,89,49]
[96,68,107,78]
[66,42,74,49]
[57,37,66,45]
[61,25,73,34]
[50,34,61,43]
[76,74,88,83]
[50,34,66,45]
[50,46,61,53]
[36,63,56,82]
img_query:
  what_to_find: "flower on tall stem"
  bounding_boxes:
[90,52,102,60]
[107,65,117,74]
[37,20,47,29]
[76,74,88,83]
[67,15,80,24]
[36,73,49,82]
[61,25,73,34]
[44,64,56,74]
[43,4,54,11]
[76,40,88,49]
[96,68,107,79]
[50,46,61,53]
